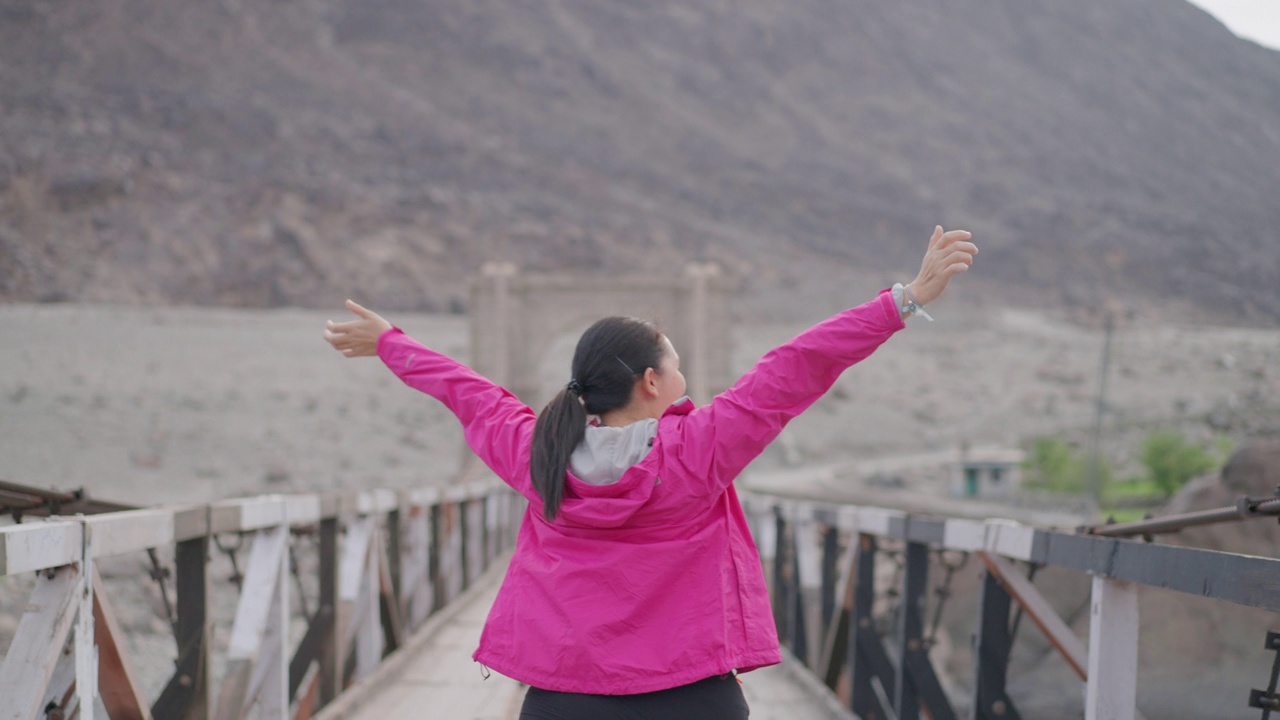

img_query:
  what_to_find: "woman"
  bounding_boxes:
[324,226,976,719]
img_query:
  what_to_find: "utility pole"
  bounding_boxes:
[1087,311,1115,513]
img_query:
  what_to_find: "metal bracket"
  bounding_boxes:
[1249,631,1280,718]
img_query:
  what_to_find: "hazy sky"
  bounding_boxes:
[1186,0,1280,50]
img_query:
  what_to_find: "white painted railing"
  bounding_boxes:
[740,491,1280,720]
[0,480,523,720]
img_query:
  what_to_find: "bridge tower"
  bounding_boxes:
[468,262,736,408]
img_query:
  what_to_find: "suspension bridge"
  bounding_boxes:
[1,471,1279,720]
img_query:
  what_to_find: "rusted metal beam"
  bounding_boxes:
[1084,495,1280,538]
[977,551,1087,681]
[93,568,152,719]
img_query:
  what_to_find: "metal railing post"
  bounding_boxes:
[972,568,1021,720]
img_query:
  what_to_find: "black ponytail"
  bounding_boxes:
[530,317,665,520]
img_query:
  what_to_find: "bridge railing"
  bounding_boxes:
[741,490,1280,720]
[0,479,522,720]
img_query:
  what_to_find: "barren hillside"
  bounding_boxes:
[2,0,1279,323]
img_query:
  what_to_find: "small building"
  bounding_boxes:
[953,447,1025,499]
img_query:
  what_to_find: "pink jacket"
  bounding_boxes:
[377,290,904,694]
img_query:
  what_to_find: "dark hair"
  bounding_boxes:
[530,316,666,520]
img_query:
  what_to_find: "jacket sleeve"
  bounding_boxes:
[667,290,905,494]
[377,328,536,496]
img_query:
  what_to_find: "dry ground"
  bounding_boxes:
[2,297,1279,717]
[2,296,1277,506]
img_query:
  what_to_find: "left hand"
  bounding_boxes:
[907,226,978,307]
[324,300,392,357]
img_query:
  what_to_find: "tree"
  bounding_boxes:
[1141,430,1215,497]
[1024,437,1089,494]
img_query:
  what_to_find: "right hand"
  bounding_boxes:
[907,226,978,306]
[324,300,393,358]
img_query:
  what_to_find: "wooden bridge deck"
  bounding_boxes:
[318,557,853,720]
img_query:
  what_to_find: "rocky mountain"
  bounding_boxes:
[2,0,1278,323]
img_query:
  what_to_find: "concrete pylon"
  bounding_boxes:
[469,263,735,409]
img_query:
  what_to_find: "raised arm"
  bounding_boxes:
[325,300,536,494]
[666,291,902,489]
[667,227,977,490]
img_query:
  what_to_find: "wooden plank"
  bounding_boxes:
[403,509,432,629]
[854,506,901,537]
[94,567,153,719]
[338,516,381,683]
[1085,577,1139,720]
[756,501,777,562]
[319,492,343,520]
[978,552,1088,681]
[794,515,821,591]
[40,638,78,719]
[443,504,464,602]
[404,487,440,508]
[442,486,469,505]
[172,505,210,543]
[309,554,516,720]
[356,526,384,680]
[0,564,82,719]
[339,517,374,603]
[286,494,323,527]
[941,517,986,552]
[983,519,1037,561]
[85,508,175,558]
[213,660,253,720]
[292,671,321,720]
[215,526,288,720]
[245,563,288,719]
[226,527,289,660]
[76,545,97,720]
[0,520,82,576]
[238,497,288,533]
[376,531,405,653]
[210,497,286,534]
[355,490,397,516]
[465,500,484,584]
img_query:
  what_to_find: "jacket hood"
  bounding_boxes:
[555,397,694,528]
[569,418,659,486]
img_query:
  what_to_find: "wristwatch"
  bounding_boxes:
[892,283,934,321]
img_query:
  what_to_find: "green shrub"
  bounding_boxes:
[1023,437,1105,494]
[1140,430,1217,497]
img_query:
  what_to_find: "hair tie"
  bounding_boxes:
[566,379,585,396]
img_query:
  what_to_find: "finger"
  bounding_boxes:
[345,299,374,319]
[326,319,364,333]
[935,230,972,250]
[928,225,944,250]
[940,248,976,267]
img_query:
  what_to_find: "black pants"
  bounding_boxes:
[519,673,749,720]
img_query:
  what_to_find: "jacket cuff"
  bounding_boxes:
[375,327,404,360]
[877,288,906,330]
